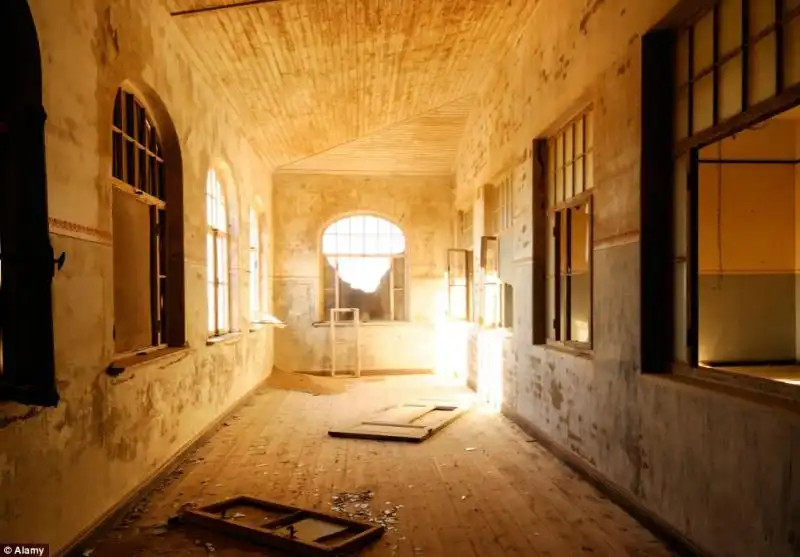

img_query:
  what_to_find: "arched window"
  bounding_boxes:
[207,169,231,336]
[111,87,184,354]
[321,215,406,322]
[248,208,261,322]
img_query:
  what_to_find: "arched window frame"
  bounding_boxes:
[110,87,174,355]
[319,214,407,323]
[207,169,232,337]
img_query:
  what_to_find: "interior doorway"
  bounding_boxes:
[696,106,800,385]
[0,0,58,405]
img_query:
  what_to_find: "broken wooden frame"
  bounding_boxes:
[329,307,360,377]
[328,399,470,442]
[177,495,384,556]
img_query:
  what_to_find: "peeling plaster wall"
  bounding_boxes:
[455,0,800,556]
[0,0,274,551]
[272,173,452,373]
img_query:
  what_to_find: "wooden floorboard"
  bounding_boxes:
[84,375,678,557]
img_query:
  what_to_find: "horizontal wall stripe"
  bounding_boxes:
[594,230,640,251]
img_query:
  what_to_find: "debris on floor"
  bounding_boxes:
[175,495,384,555]
[328,401,470,442]
[330,490,402,532]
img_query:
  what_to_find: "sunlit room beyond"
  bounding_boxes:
[696,105,800,386]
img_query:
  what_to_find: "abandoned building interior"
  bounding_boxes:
[2,0,800,555]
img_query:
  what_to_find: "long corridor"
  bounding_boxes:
[85,373,676,556]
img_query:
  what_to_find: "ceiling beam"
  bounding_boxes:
[170,0,282,17]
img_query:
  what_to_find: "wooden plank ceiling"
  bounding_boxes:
[163,0,534,173]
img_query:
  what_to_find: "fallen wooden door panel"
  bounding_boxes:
[176,495,384,556]
[328,401,469,442]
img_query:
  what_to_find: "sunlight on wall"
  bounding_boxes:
[476,329,505,413]
[432,283,472,383]
[573,319,589,344]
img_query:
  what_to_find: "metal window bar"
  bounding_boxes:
[329,308,360,378]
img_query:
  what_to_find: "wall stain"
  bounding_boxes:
[550,379,564,410]
[0,406,44,429]
[579,0,607,36]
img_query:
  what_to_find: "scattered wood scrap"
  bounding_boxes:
[174,495,384,556]
[328,400,470,442]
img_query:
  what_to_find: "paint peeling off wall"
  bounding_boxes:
[0,0,275,551]
[272,173,453,374]
[454,0,800,556]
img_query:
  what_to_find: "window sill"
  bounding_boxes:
[670,362,800,408]
[312,320,411,328]
[541,340,593,359]
[206,332,243,346]
[107,345,189,376]
[249,317,286,331]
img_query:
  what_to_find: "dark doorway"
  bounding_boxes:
[0,0,59,406]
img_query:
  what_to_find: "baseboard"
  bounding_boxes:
[702,359,797,367]
[502,406,713,557]
[58,378,267,557]
[297,368,433,377]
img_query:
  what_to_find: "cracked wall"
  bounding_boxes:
[455,0,800,556]
[0,0,275,551]
[272,173,452,373]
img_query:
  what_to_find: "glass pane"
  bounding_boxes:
[692,73,715,133]
[675,87,690,141]
[673,261,689,363]
[575,118,584,156]
[568,204,591,344]
[547,141,556,207]
[393,289,405,321]
[719,54,743,120]
[124,92,135,136]
[364,234,378,254]
[565,125,574,162]
[719,0,743,56]
[565,163,574,200]
[749,33,777,104]
[575,157,584,195]
[124,139,135,186]
[559,212,568,275]
[677,29,691,86]
[585,110,594,150]
[674,154,689,258]
[556,165,564,204]
[207,234,215,332]
[693,10,715,75]
[393,257,405,289]
[112,133,123,180]
[207,281,215,333]
[585,151,594,191]
[785,15,800,86]
[750,0,776,36]
[559,276,568,340]
[113,91,123,128]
